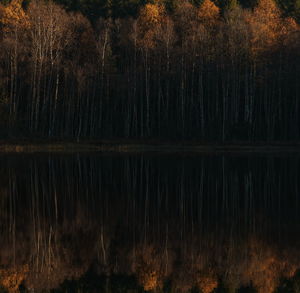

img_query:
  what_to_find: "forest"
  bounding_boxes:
[0,0,300,141]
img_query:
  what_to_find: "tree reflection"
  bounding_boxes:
[0,154,299,292]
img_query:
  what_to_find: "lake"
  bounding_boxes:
[0,153,299,292]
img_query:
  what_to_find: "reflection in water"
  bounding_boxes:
[0,154,299,292]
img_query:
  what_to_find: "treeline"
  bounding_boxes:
[0,0,299,141]
[4,0,299,22]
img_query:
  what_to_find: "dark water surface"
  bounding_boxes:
[0,153,299,292]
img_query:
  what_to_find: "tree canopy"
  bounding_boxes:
[1,0,300,21]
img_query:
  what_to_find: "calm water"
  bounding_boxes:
[0,154,299,293]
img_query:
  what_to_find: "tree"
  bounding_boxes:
[26,0,73,134]
[247,0,283,55]
[0,0,29,132]
[198,0,220,21]
[136,2,165,136]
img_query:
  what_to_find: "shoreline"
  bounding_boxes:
[2,140,300,153]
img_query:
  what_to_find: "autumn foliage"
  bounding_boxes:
[0,0,299,140]
[197,0,220,22]
[0,266,29,292]
[0,0,29,31]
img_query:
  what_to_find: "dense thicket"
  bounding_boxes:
[0,0,299,141]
